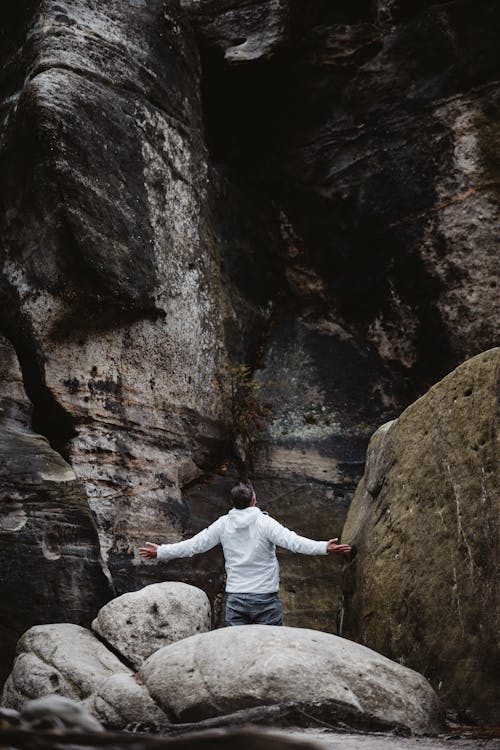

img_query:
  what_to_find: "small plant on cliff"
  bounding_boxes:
[221,363,271,472]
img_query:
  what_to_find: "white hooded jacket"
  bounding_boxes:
[157,506,328,593]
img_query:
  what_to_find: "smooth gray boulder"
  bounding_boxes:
[82,673,168,731]
[91,582,212,669]
[1,624,129,710]
[139,625,443,735]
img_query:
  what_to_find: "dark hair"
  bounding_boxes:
[230,482,255,509]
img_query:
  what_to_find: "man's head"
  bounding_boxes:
[230,482,256,509]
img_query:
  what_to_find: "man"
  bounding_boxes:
[139,481,351,626]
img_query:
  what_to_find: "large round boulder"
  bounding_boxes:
[341,348,500,723]
[91,582,212,669]
[138,625,443,735]
[1,624,129,710]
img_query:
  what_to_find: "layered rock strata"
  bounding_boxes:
[0,0,499,714]
[0,335,112,688]
[0,0,230,615]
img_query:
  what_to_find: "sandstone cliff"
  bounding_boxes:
[0,0,498,713]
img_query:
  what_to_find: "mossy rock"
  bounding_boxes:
[341,348,499,724]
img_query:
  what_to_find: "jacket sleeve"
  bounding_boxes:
[157,518,224,561]
[261,516,328,555]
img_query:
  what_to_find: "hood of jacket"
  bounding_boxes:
[225,506,262,531]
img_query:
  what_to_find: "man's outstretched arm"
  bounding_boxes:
[139,518,224,561]
[262,516,351,556]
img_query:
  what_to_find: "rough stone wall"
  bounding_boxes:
[0,334,112,688]
[194,0,499,628]
[0,0,498,705]
[0,0,231,682]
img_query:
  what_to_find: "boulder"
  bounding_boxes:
[341,349,500,723]
[91,582,212,669]
[1,624,129,710]
[82,673,168,731]
[139,625,443,735]
[21,695,103,732]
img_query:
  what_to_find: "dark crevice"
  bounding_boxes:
[197,21,462,403]
[0,280,77,459]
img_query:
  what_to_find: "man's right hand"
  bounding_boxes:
[139,542,159,559]
[327,538,351,555]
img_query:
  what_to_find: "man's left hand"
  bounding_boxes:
[327,538,351,555]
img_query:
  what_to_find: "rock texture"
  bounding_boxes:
[1,624,129,711]
[20,695,104,732]
[181,1,322,63]
[252,317,402,630]
[200,0,500,385]
[139,625,443,735]
[82,673,167,731]
[91,582,212,669]
[0,0,229,682]
[0,0,499,723]
[197,0,500,633]
[0,335,112,689]
[341,349,500,724]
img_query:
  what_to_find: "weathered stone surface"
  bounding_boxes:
[341,349,500,724]
[252,317,403,630]
[181,1,321,63]
[82,673,168,731]
[1,624,129,711]
[0,0,228,617]
[1,1,499,727]
[201,0,500,388]
[0,335,112,689]
[139,625,443,734]
[91,582,212,669]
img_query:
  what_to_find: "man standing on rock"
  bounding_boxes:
[139,481,351,626]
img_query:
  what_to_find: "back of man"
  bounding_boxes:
[219,505,278,595]
[138,481,351,626]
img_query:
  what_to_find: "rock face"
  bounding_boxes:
[0,0,499,724]
[0,0,229,683]
[252,317,402,630]
[341,349,500,724]
[139,625,443,735]
[197,0,500,633]
[91,582,212,669]
[0,0,230,584]
[0,335,112,688]
[1,624,129,711]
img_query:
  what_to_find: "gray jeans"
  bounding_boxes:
[225,592,283,626]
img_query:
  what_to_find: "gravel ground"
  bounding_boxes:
[281,729,500,750]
